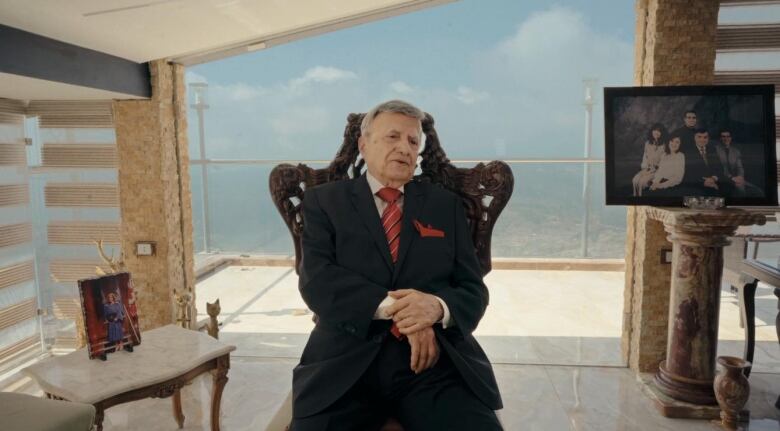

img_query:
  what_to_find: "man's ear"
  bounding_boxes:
[358,135,366,154]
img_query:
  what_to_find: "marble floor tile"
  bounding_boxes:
[493,364,574,431]
[99,357,296,431]
[190,266,779,370]
[544,365,780,431]
[9,359,779,430]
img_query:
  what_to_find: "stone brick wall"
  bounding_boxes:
[113,60,195,330]
[623,0,719,372]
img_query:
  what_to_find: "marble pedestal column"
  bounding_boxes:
[646,208,765,407]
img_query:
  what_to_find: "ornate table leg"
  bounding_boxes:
[211,354,230,431]
[94,406,105,431]
[654,224,734,405]
[173,388,185,428]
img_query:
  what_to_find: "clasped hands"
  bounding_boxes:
[386,289,444,375]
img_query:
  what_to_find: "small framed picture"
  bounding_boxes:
[604,85,777,206]
[78,272,141,360]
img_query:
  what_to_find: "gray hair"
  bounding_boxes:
[360,99,425,137]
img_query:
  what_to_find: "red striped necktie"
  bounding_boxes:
[376,187,404,339]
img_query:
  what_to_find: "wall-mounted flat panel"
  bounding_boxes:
[41,143,116,168]
[45,183,117,207]
[47,221,119,245]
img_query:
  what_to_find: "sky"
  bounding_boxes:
[185,0,636,161]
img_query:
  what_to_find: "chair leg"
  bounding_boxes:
[733,284,745,329]
[739,280,758,378]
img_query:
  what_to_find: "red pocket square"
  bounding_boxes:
[413,220,445,238]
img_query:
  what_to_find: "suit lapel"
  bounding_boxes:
[351,175,393,271]
[392,181,427,285]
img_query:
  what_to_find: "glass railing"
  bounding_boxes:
[189,158,626,259]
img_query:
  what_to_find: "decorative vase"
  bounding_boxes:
[713,356,751,430]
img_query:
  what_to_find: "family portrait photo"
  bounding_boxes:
[604,85,777,206]
[78,272,141,360]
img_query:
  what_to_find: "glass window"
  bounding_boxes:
[188,0,635,258]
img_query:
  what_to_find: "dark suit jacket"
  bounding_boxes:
[292,174,502,418]
[682,144,725,195]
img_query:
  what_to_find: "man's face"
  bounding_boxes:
[684,113,697,128]
[720,132,732,147]
[359,112,421,186]
[695,132,709,147]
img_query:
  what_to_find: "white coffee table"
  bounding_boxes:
[22,324,236,431]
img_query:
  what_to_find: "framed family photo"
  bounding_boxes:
[78,272,141,360]
[604,85,777,206]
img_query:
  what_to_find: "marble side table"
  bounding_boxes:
[644,207,765,418]
[22,324,236,431]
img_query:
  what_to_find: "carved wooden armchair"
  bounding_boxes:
[267,112,514,430]
[270,111,514,277]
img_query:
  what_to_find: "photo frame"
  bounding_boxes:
[78,272,141,360]
[604,85,777,206]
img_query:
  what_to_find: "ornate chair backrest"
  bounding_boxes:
[269,112,514,276]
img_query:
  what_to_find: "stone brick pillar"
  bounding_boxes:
[113,60,195,330]
[622,0,719,372]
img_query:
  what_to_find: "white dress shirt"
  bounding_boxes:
[366,172,452,328]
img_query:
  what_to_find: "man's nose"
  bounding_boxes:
[395,138,414,154]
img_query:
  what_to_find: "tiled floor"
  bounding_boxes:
[5,265,779,430]
[195,266,780,372]
[14,358,775,430]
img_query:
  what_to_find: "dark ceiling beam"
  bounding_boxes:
[0,24,150,98]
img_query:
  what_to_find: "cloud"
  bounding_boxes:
[185,71,208,84]
[218,82,267,101]
[389,81,414,94]
[188,6,633,160]
[456,86,489,105]
[288,66,357,89]
[269,106,331,136]
[486,6,631,86]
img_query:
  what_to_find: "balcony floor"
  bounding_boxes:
[6,265,779,430]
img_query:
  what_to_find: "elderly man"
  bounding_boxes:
[291,100,503,430]
[682,128,725,196]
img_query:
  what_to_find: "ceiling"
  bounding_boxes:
[0,72,145,100]
[0,0,452,63]
[0,0,453,100]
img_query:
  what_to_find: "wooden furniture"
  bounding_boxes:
[732,250,780,410]
[722,234,780,378]
[268,112,514,430]
[269,112,515,276]
[22,325,236,431]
